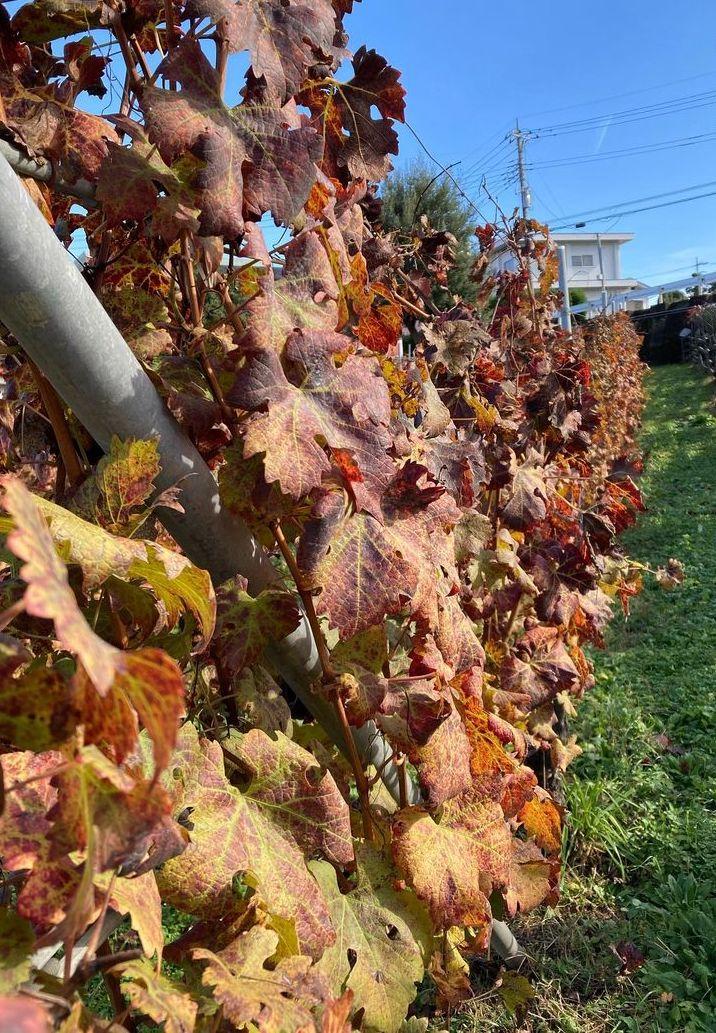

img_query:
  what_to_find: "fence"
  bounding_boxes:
[688,304,716,375]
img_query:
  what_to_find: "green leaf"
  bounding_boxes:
[0,908,34,992]
[310,848,432,1033]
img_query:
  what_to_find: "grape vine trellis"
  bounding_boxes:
[0,2,649,1030]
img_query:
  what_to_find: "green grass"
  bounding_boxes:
[457,365,716,1032]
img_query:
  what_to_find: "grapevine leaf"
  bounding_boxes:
[232,666,292,734]
[0,997,51,1032]
[76,648,185,773]
[0,70,112,183]
[499,626,580,711]
[104,871,164,959]
[156,723,335,957]
[298,481,460,639]
[301,47,405,181]
[50,747,181,875]
[226,728,354,867]
[127,549,215,652]
[11,0,104,44]
[229,328,390,506]
[504,840,559,916]
[95,436,161,532]
[389,704,473,810]
[9,490,216,650]
[500,451,550,531]
[0,665,78,751]
[233,224,340,355]
[193,0,342,101]
[517,796,563,856]
[113,958,197,1033]
[95,132,177,229]
[2,481,186,766]
[2,475,117,694]
[310,849,431,1033]
[230,329,393,508]
[141,38,322,237]
[0,750,58,874]
[391,797,512,930]
[332,626,389,675]
[215,578,301,677]
[0,908,34,992]
[194,926,329,1033]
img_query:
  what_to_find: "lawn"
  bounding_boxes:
[457,364,716,1032]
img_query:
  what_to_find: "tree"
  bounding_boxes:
[569,288,588,307]
[380,161,478,304]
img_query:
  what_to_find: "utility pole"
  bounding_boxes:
[557,245,572,333]
[512,121,532,220]
[693,256,704,296]
[596,231,608,312]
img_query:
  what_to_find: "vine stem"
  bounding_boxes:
[504,589,523,640]
[271,520,375,843]
[28,360,84,489]
[163,0,177,50]
[396,752,409,809]
[215,18,230,94]
[0,598,26,632]
[393,289,430,322]
[180,233,234,427]
[98,941,137,1033]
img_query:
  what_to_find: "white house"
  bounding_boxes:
[489,231,648,311]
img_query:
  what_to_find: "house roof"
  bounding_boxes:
[490,231,634,257]
[550,232,634,244]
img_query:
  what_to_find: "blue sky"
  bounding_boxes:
[341,0,716,284]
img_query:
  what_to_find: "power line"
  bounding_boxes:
[549,179,716,224]
[551,189,716,230]
[460,138,512,180]
[526,130,716,170]
[535,88,716,138]
[402,117,490,223]
[523,69,716,119]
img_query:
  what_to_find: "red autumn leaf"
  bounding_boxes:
[391,796,512,930]
[140,38,322,237]
[215,577,301,677]
[612,940,646,976]
[301,46,405,182]
[0,68,112,182]
[499,625,580,711]
[229,329,394,511]
[500,450,550,531]
[298,481,460,639]
[189,0,342,102]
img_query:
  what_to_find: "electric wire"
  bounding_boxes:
[534,87,716,136]
[523,69,716,119]
[526,130,716,170]
[551,189,716,230]
[548,179,716,225]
